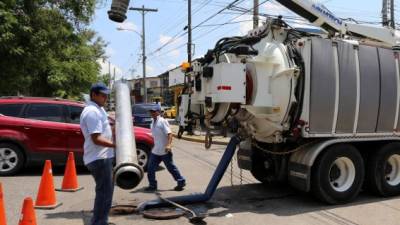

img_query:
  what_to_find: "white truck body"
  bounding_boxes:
[177,0,400,204]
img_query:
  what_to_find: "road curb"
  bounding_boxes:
[172,134,228,146]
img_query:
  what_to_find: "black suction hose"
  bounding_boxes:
[138,135,242,210]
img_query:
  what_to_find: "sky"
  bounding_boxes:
[90,0,383,80]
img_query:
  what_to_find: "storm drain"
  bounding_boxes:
[110,205,137,215]
[142,208,185,220]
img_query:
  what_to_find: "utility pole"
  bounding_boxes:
[188,0,192,65]
[129,6,158,103]
[113,67,116,84]
[253,0,259,29]
[390,0,395,29]
[382,0,395,29]
[108,61,112,89]
[188,0,194,135]
[382,0,388,27]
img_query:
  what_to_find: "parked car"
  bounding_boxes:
[160,103,171,112]
[164,106,177,118]
[132,103,158,128]
[0,97,154,176]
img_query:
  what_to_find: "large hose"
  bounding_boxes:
[114,80,144,189]
[138,135,241,210]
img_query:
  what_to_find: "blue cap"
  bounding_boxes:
[149,104,161,112]
[90,82,111,95]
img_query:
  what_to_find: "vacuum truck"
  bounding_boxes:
[177,0,400,204]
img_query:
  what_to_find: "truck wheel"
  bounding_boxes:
[0,143,25,176]
[250,153,277,185]
[177,126,184,139]
[205,131,212,149]
[311,144,364,204]
[366,143,400,197]
[136,144,150,171]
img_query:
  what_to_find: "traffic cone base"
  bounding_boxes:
[34,202,62,210]
[55,187,84,192]
[56,152,83,192]
[35,160,62,210]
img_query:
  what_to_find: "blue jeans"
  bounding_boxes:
[86,158,114,225]
[147,152,185,188]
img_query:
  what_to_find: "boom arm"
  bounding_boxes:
[276,0,400,47]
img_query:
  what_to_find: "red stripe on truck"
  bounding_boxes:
[217,85,231,90]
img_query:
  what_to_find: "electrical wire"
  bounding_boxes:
[148,0,269,61]
[146,0,247,56]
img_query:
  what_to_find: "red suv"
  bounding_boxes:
[0,97,154,175]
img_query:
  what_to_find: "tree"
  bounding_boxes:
[0,0,106,99]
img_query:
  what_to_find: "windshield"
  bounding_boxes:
[132,105,154,115]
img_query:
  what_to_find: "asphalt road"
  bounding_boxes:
[2,138,400,225]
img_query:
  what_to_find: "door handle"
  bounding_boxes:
[75,131,81,134]
[23,127,30,130]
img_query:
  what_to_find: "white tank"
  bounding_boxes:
[183,20,400,143]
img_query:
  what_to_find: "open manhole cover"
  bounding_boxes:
[142,208,185,220]
[110,205,137,215]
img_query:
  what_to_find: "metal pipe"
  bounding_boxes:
[114,80,143,189]
[138,135,241,210]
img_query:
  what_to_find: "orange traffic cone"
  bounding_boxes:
[35,160,62,209]
[0,183,7,225]
[18,197,37,225]
[56,152,83,192]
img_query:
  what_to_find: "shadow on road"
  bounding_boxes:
[14,165,90,176]
[202,183,400,218]
[39,182,400,224]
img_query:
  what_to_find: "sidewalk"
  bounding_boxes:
[169,122,230,146]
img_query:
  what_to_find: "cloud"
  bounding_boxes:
[105,47,115,57]
[264,1,292,15]
[168,49,180,58]
[146,65,155,75]
[97,59,123,79]
[117,21,138,32]
[159,34,183,46]
[233,15,254,35]
[167,64,177,70]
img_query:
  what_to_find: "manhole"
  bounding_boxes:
[110,205,137,215]
[142,208,185,220]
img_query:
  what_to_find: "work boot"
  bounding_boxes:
[144,186,157,192]
[174,183,186,191]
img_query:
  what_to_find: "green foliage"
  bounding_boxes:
[0,0,106,99]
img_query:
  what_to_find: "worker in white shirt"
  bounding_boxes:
[145,104,186,192]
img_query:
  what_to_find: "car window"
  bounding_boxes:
[0,104,24,117]
[68,106,83,124]
[25,104,65,123]
[132,105,151,115]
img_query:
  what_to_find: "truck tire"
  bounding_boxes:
[250,152,277,185]
[205,131,212,149]
[366,142,400,197]
[0,143,25,176]
[311,144,364,204]
[177,126,184,139]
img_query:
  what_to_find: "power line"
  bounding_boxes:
[148,0,270,61]
[146,0,232,45]
[197,19,253,27]
[192,0,269,41]
[147,0,246,57]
